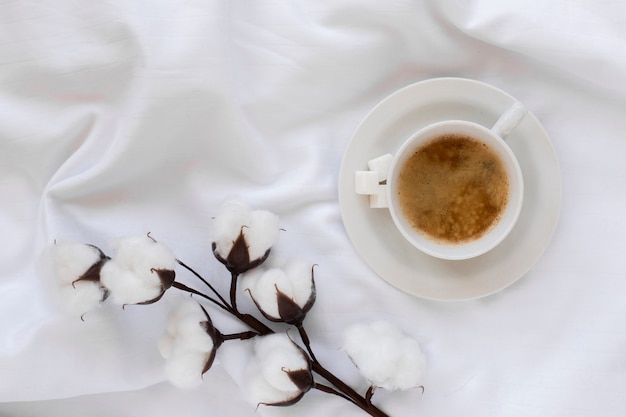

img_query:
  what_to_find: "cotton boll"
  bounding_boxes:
[213,199,252,257]
[48,242,109,316]
[159,300,220,389]
[259,345,309,392]
[211,199,280,273]
[100,235,176,305]
[342,320,426,391]
[256,335,305,392]
[243,258,316,324]
[243,334,312,406]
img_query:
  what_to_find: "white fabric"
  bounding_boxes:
[2,1,626,416]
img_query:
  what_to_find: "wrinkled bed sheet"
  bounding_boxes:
[2,1,626,416]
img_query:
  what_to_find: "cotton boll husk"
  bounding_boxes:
[58,281,104,315]
[164,350,207,389]
[213,199,252,257]
[50,242,102,284]
[244,209,279,260]
[99,261,161,304]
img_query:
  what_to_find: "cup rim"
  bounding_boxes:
[386,120,524,260]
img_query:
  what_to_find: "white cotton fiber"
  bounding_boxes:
[282,257,314,307]
[342,320,426,391]
[50,242,102,284]
[158,333,175,359]
[244,209,279,260]
[240,268,263,292]
[164,350,207,389]
[176,319,214,352]
[110,235,176,273]
[58,281,105,316]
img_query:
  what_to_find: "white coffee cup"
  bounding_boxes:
[356,102,526,260]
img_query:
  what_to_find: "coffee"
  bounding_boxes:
[397,134,509,244]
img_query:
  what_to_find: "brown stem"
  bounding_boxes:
[217,308,388,415]
[234,312,273,336]
[177,259,230,308]
[176,262,388,417]
[230,271,239,313]
[172,281,233,315]
[314,382,355,403]
[311,361,390,417]
[296,323,318,363]
[222,331,258,341]
[175,281,274,335]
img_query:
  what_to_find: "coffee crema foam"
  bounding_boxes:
[397,134,509,244]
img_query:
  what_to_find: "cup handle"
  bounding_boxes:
[491,101,528,139]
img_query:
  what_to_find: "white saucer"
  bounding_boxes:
[338,77,562,301]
